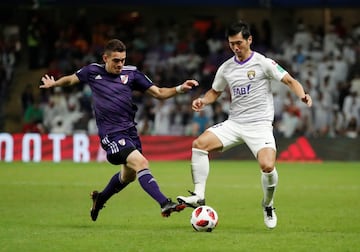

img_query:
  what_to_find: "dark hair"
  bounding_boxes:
[104,39,126,54]
[225,21,251,39]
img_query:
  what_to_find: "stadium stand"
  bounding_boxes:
[1,4,359,138]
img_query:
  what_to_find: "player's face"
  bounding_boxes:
[228,32,252,61]
[103,51,126,75]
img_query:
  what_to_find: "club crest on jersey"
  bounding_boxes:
[118,139,126,146]
[120,75,129,84]
[247,70,255,80]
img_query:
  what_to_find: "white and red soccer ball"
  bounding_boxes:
[190,205,219,232]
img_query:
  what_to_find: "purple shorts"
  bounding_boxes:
[100,126,142,165]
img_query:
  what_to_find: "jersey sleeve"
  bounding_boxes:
[133,70,154,92]
[212,64,227,92]
[75,65,90,83]
[262,58,288,81]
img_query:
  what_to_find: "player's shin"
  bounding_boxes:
[137,168,168,204]
[261,167,278,206]
[191,148,209,199]
[100,172,129,203]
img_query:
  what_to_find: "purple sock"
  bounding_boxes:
[137,169,168,205]
[100,172,129,203]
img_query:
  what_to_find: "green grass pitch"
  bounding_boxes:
[0,161,359,252]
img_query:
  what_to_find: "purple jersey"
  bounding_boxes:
[75,63,153,137]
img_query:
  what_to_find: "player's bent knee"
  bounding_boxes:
[136,158,149,170]
[122,173,136,183]
[260,164,275,173]
[192,137,208,150]
[126,152,150,171]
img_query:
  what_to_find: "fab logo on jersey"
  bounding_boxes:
[233,84,251,96]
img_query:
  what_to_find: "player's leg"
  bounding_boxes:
[90,169,133,221]
[90,146,137,221]
[243,122,278,228]
[177,130,223,208]
[257,148,277,205]
[94,165,135,203]
[126,150,186,217]
[257,147,278,228]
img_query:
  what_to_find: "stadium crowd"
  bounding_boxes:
[0,23,21,129]
[18,12,360,138]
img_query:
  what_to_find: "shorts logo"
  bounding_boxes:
[247,70,255,80]
[118,139,126,146]
[120,75,129,84]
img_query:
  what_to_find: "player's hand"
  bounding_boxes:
[40,74,55,89]
[192,97,205,112]
[301,93,312,107]
[179,79,199,92]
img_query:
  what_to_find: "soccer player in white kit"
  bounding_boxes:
[177,21,312,229]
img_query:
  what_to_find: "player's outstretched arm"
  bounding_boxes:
[146,79,199,99]
[281,73,312,107]
[40,73,80,89]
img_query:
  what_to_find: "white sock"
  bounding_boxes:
[261,167,278,207]
[191,148,209,199]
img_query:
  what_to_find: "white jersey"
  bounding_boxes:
[212,51,287,124]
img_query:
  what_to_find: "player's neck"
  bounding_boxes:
[236,50,253,62]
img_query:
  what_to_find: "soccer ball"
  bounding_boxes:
[190,205,218,232]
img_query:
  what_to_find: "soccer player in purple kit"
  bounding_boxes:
[40,39,198,220]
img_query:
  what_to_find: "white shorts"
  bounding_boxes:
[207,120,276,157]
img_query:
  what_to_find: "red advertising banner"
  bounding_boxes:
[0,133,194,162]
[1,133,336,162]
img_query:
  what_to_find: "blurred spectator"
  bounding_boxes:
[73,112,91,133]
[332,16,347,39]
[169,101,186,135]
[26,14,42,69]
[337,81,351,111]
[87,114,98,135]
[313,92,333,137]
[293,21,312,50]
[333,54,349,84]
[332,109,347,136]
[191,110,210,136]
[3,23,21,63]
[152,99,173,135]
[1,42,16,82]
[42,87,68,132]
[291,44,308,76]
[278,92,301,137]
[63,98,84,134]
[350,73,360,96]
[22,99,44,133]
[137,97,155,135]
[212,102,228,124]
[343,117,358,138]
[323,24,342,56]
[42,97,57,132]
[50,116,68,134]
[50,87,68,117]
[79,85,93,115]
[21,84,35,114]
[342,91,360,126]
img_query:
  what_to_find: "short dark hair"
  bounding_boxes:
[104,39,126,54]
[225,21,251,39]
